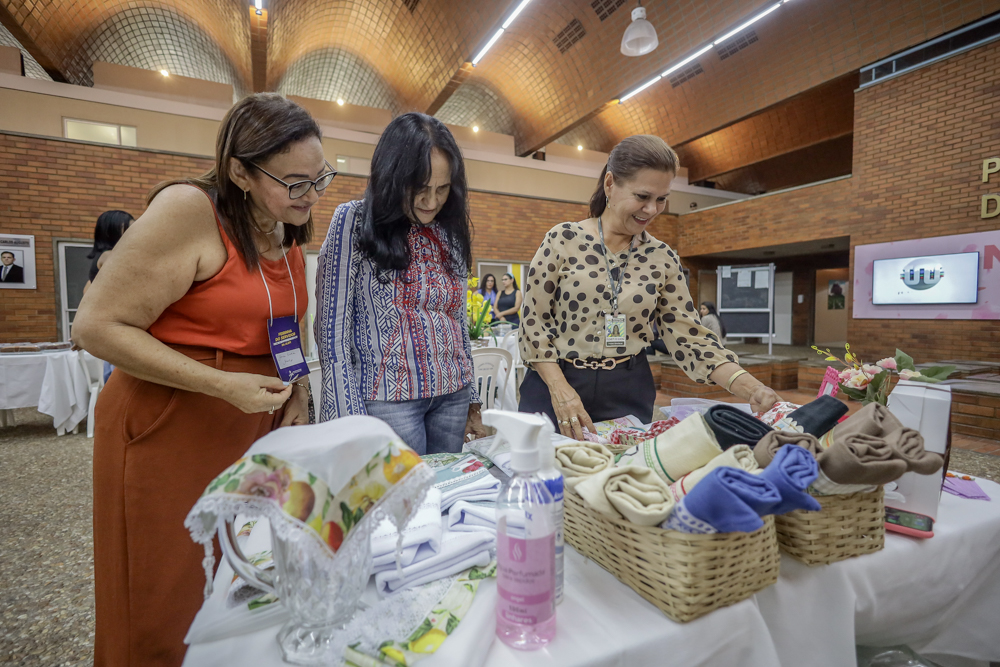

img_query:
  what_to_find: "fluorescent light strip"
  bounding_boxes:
[502,0,533,29]
[714,2,781,45]
[662,44,714,77]
[620,75,662,102]
[473,28,506,65]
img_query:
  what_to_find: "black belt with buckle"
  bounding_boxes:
[561,354,637,371]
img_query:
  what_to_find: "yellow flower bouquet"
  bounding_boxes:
[466,276,493,340]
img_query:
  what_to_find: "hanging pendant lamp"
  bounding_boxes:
[620,2,658,57]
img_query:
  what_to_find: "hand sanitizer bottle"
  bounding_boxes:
[483,410,557,650]
[536,416,564,605]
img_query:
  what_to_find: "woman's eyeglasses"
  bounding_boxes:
[251,160,337,200]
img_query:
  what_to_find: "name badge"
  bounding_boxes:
[604,312,626,347]
[266,315,310,384]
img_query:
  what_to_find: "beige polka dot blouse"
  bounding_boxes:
[518,221,739,385]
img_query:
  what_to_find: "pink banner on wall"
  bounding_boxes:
[853,231,1000,320]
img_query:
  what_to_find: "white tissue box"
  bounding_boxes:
[885,380,952,522]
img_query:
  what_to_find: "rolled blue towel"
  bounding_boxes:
[757,444,822,515]
[663,467,780,534]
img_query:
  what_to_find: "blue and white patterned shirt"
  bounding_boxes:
[316,200,479,421]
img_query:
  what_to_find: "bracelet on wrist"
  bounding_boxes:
[725,369,749,393]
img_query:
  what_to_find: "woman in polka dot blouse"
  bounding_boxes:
[518,135,782,439]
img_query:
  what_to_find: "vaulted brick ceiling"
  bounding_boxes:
[2,0,999,183]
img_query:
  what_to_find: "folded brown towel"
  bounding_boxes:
[885,427,944,475]
[833,403,904,439]
[753,431,823,468]
[818,433,908,485]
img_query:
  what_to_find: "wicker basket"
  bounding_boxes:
[563,490,780,623]
[774,487,885,566]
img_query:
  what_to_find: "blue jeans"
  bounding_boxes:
[364,385,471,455]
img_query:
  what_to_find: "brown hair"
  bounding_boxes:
[148,93,321,269]
[589,135,679,218]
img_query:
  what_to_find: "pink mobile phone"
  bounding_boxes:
[885,507,934,538]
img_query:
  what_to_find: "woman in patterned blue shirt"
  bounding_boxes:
[315,113,487,454]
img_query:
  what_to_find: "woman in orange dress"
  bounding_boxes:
[73,93,336,666]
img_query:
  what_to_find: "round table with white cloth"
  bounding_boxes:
[183,476,1000,667]
[0,349,101,433]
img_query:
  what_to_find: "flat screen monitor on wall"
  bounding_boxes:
[871,252,980,305]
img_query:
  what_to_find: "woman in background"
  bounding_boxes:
[316,112,486,455]
[74,93,327,666]
[493,272,522,326]
[479,273,498,308]
[699,301,727,346]
[83,209,133,295]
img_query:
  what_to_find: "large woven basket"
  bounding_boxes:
[774,487,885,566]
[563,490,780,623]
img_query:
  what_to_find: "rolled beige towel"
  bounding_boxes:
[819,402,904,448]
[818,433,908,485]
[555,441,614,485]
[574,465,675,526]
[753,431,823,468]
[615,413,723,484]
[885,427,944,475]
[668,445,759,501]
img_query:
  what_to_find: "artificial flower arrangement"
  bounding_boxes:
[811,344,955,406]
[466,276,493,340]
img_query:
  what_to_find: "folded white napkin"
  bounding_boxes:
[437,472,500,511]
[371,488,443,570]
[555,441,615,486]
[447,501,497,534]
[668,445,760,501]
[374,525,494,597]
[574,465,675,526]
[808,468,878,496]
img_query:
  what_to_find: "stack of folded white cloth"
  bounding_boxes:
[370,484,495,597]
[370,488,444,571]
[433,453,501,511]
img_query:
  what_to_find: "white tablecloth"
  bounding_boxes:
[0,350,98,432]
[184,479,1000,667]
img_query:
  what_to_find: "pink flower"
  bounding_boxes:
[237,469,292,504]
[899,369,922,381]
[862,364,882,376]
[838,369,854,382]
[844,370,871,389]
[876,357,897,371]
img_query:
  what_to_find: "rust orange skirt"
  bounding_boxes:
[92,346,283,667]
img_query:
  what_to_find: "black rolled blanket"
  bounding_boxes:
[704,404,774,450]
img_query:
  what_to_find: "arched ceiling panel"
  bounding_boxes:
[277,47,401,111]
[0,0,251,91]
[434,80,517,136]
[0,20,50,79]
[268,0,508,112]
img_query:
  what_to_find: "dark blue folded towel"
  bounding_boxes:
[675,467,781,533]
[781,395,849,436]
[757,444,822,514]
[704,404,774,450]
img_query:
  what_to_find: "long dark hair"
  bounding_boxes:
[590,135,679,218]
[479,273,497,297]
[148,93,320,269]
[503,272,519,291]
[701,301,727,338]
[88,210,133,259]
[357,112,473,276]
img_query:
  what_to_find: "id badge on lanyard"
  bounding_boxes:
[605,312,626,347]
[598,216,634,349]
[260,251,310,384]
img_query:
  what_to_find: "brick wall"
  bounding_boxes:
[678,39,1000,363]
[0,132,587,342]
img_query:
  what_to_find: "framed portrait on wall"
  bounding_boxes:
[0,234,37,290]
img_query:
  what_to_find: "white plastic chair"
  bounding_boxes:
[471,348,512,410]
[500,329,525,402]
[77,350,105,438]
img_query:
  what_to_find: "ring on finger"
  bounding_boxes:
[570,416,579,423]
[269,405,275,415]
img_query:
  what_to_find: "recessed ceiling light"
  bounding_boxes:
[159,70,169,77]
[472,125,480,133]
[577,145,583,151]
[336,98,344,106]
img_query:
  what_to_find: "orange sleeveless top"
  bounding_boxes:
[147,187,308,357]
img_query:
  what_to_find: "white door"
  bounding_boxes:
[771,271,793,345]
[58,241,92,341]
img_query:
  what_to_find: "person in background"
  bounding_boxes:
[83,209,134,382]
[518,135,781,438]
[316,112,487,455]
[479,273,498,308]
[73,93,328,667]
[493,272,522,326]
[699,301,727,346]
